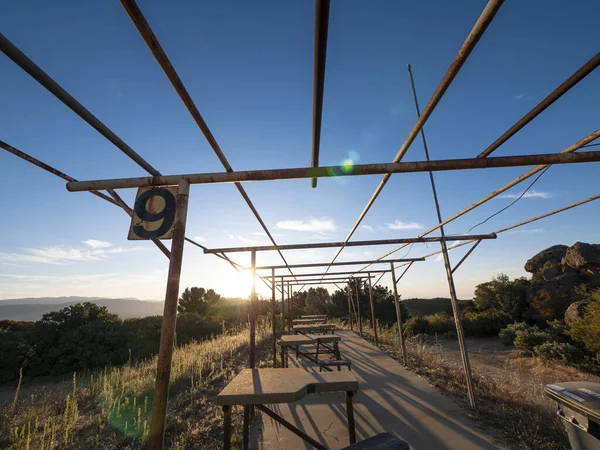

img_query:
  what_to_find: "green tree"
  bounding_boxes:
[178,287,221,315]
[569,289,600,358]
[473,273,529,318]
[305,287,330,314]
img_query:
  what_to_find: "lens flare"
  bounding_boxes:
[341,158,354,173]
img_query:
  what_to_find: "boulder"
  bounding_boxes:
[524,245,568,274]
[562,242,600,275]
[565,300,589,327]
[542,267,560,281]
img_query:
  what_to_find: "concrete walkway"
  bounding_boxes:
[253,330,504,449]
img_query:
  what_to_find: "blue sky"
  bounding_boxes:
[1,0,599,301]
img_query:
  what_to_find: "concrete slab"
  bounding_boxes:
[253,330,505,450]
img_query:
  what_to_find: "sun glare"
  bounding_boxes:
[223,270,255,299]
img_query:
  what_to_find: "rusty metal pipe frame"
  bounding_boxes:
[323,0,504,272]
[0,32,159,176]
[409,62,477,409]
[66,150,600,192]
[478,51,600,158]
[148,179,190,450]
[204,233,496,254]
[360,127,600,271]
[119,0,298,283]
[276,276,371,284]
[275,270,391,278]
[253,257,424,271]
[310,0,330,188]
[451,239,483,274]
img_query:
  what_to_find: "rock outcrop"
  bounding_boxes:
[524,242,600,325]
[562,242,600,275]
[525,245,568,274]
[565,300,589,327]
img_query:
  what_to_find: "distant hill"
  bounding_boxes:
[402,297,472,316]
[0,297,164,321]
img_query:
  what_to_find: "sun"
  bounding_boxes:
[220,270,255,299]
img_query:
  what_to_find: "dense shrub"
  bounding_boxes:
[176,313,222,346]
[404,317,429,337]
[426,313,454,335]
[0,303,226,382]
[533,342,584,364]
[514,329,552,351]
[498,322,532,345]
[569,290,600,357]
[462,309,512,337]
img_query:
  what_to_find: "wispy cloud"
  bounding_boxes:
[252,232,283,238]
[511,228,545,234]
[515,93,525,100]
[499,189,552,199]
[228,235,262,245]
[82,239,112,249]
[0,244,145,265]
[275,218,335,232]
[361,225,374,233]
[386,220,423,230]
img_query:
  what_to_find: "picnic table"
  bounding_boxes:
[293,323,336,335]
[217,368,358,449]
[279,334,341,367]
[292,318,327,325]
[301,314,328,320]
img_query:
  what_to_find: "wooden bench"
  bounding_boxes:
[341,432,409,449]
[319,359,352,372]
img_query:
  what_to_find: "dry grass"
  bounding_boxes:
[0,319,273,450]
[338,319,598,450]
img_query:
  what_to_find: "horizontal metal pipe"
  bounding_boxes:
[276,276,369,284]
[276,270,391,278]
[66,150,600,192]
[361,128,600,269]
[281,281,368,286]
[478,51,600,158]
[204,234,496,254]
[254,257,424,271]
[0,32,159,176]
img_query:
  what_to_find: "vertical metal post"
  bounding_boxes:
[287,282,291,333]
[408,64,477,409]
[367,275,378,346]
[249,250,257,369]
[346,284,353,331]
[148,179,190,450]
[281,276,285,334]
[390,263,408,367]
[271,268,277,367]
[354,280,362,337]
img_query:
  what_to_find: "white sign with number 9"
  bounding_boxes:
[128,186,178,240]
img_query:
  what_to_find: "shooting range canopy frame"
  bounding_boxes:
[2,0,600,446]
